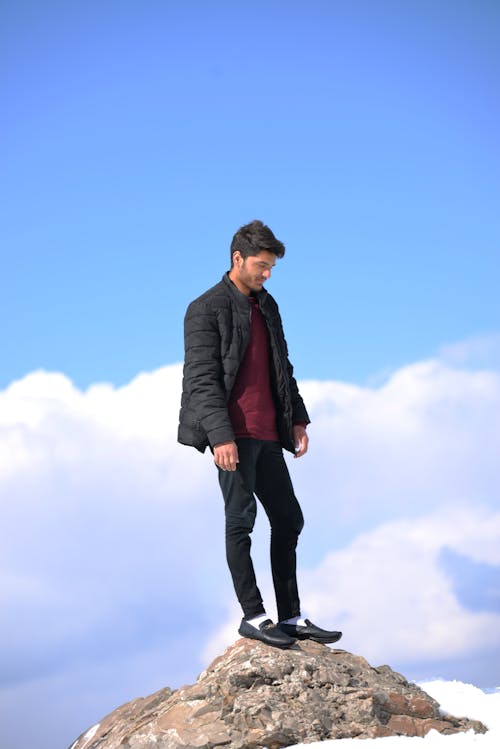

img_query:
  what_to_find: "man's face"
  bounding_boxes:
[230,250,276,296]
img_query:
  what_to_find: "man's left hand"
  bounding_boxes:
[293,425,309,458]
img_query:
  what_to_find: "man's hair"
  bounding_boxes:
[230,220,285,266]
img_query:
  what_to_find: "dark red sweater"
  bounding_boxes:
[228,295,280,441]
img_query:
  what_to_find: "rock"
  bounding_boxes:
[69,639,487,749]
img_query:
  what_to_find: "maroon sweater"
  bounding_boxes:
[228,295,280,441]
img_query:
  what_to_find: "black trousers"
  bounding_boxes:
[217,438,304,622]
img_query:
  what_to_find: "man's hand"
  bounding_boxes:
[293,425,309,458]
[214,441,239,471]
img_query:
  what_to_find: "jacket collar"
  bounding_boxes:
[222,272,268,307]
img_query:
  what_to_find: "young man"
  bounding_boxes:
[178,220,341,649]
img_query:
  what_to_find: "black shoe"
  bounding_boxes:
[278,618,342,644]
[238,618,296,649]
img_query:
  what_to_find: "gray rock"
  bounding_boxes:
[69,639,487,748]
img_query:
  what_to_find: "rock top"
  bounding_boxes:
[69,639,486,749]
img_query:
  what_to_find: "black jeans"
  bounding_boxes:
[217,438,304,622]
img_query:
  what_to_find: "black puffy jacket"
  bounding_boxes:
[178,273,310,453]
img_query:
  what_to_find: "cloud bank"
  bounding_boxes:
[0,339,499,749]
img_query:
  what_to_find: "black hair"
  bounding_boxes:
[230,220,285,266]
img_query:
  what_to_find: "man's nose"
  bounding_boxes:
[263,268,271,279]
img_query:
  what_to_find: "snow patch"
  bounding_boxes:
[69,722,100,749]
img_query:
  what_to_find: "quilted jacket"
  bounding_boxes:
[178,273,310,453]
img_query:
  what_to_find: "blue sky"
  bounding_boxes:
[2,0,499,389]
[1,3,499,749]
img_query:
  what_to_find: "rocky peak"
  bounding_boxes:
[69,639,486,749]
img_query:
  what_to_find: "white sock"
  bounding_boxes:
[246,614,269,628]
[281,615,308,626]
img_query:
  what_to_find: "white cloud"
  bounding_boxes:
[0,342,499,748]
[0,364,225,697]
[439,332,500,371]
[291,356,500,549]
[300,506,500,663]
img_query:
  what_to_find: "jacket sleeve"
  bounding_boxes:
[286,355,311,426]
[183,300,235,447]
[274,305,311,426]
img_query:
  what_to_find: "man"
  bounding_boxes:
[178,220,341,649]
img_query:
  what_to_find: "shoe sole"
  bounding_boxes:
[238,629,296,649]
[283,631,343,644]
[305,634,343,644]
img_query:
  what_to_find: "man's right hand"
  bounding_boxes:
[213,441,239,471]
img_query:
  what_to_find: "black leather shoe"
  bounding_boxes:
[278,619,342,644]
[238,618,296,648]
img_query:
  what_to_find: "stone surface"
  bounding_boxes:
[69,639,486,749]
